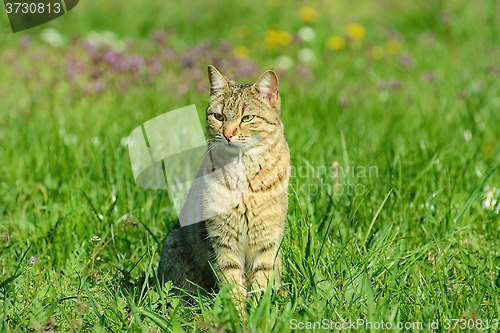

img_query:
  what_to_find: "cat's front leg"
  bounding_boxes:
[249,244,282,299]
[214,249,247,310]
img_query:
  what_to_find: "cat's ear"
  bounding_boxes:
[253,70,279,106]
[207,65,229,95]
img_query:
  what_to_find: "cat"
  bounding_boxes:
[157,65,290,305]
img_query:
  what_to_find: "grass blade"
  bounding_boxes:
[363,188,393,250]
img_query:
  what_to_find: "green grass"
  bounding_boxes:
[1,0,500,331]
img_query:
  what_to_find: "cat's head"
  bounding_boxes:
[205,65,282,152]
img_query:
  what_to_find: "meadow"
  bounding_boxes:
[0,0,500,331]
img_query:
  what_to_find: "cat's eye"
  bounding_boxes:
[213,113,225,121]
[241,115,255,122]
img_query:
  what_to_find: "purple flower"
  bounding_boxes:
[400,54,414,68]
[30,256,37,265]
[150,61,161,75]
[422,71,436,83]
[117,58,131,72]
[130,55,145,71]
[220,41,231,53]
[94,81,105,92]
[162,48,176,60]
[5,234,9,241]
[230,57,241,68]
[391,79,402,90]
[103,50,122,67]
[20,36,31,49]
[192,46,205,58]
[67,68,77,80]
[153,30,166,44]
[239,64,257,77]
[214,59,227,71]
[181,54,194,68]
[83,41,96,57]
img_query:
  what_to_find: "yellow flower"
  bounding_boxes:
[264,29,279,49]
[386,40,403,54]
[238,25,251,38]
[346,23,366,39]
[371,46,385,59]
[234,46,250,59]
[326,36,345,50]
[264,30,291,49]
[299,7,317,22]
[277,31,292,45]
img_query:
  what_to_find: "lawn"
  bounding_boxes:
[1,0,500,331]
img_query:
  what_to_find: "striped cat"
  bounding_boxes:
[158,65,290,304]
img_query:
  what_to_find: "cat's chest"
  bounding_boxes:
[203,150,287,227]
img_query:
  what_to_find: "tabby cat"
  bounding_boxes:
[158,65,290,303]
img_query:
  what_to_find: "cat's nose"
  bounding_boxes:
[224,133,233,142]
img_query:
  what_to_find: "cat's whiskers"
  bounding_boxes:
[197,84,211,94]
[193,143,216,171]
[241,143,252,153]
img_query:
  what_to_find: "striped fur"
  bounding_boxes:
[158,65,290,302]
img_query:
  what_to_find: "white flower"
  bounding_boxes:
[86,31,126,51]
[482,187,499,213]
[298,48,315,63]
[121,136,129,148]
[275,56,293,70]
[298,27,316,42]
[41,29,64,47]
[90,236,101,242]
